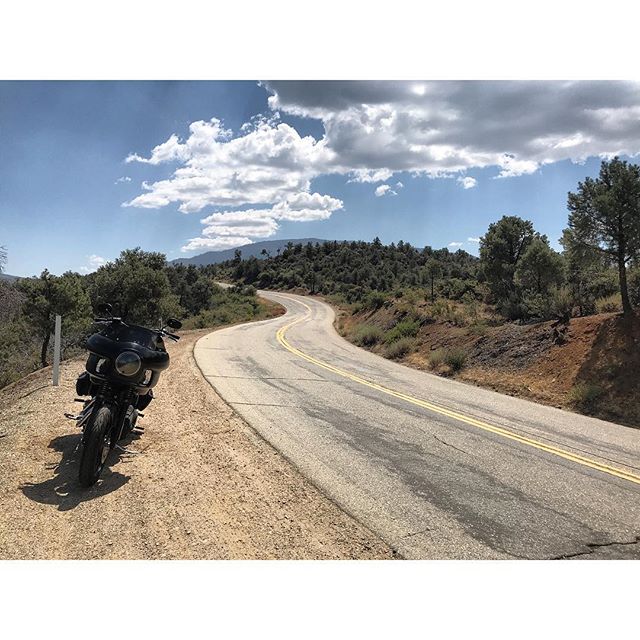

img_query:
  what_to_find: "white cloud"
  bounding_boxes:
[181,192,343,252]
[79,254,106,274]
[265,81,640,179]
[181,236,253,253]
[126,81,640,253]
[448,241,464,247]
[115,176,132,184]
[124,117,334,213]
[396,181,404,189]
[375,184,395,197]
[467,237,481,243]
[457,176,477,189]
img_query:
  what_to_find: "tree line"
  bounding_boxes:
[227,157,640,320]
[0,249,253,388]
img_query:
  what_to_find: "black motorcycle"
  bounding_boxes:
[68,303,182,487]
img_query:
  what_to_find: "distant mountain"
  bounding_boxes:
[0,273,19,282]
[171,238,329,266]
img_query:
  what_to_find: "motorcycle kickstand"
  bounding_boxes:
[115,444,142,455]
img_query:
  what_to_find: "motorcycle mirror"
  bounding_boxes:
[96,302,113,316]
[166,318,182,330]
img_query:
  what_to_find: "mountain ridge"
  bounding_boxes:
[171,238,330,266]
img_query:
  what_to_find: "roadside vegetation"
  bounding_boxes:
[0,249,279,389]
[224,158,640,426]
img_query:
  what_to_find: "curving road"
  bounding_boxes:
[195,291,640,559]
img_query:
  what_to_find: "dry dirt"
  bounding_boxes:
[0,329,393,560]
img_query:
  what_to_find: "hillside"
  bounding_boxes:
[172,238,328,266]
[336,298,640,428]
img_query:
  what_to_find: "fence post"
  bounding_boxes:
[52,314,61,386]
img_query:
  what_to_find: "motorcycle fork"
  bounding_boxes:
[112,389,136,444]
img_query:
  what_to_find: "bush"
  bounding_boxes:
[363,291,387,311]
[568,382,604,410]
[444,348,467,372]
[469,321,489,336]
[385,337,415,359]
[353,324,383,346]
[384,318,420,343]
[426,347,468,372]
[427,348,446,368]
[499,296,528,321]
[549,286,574,321]
[595,294,622,314]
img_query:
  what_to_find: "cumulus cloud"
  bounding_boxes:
[79,254,106,274]
[375,181,404,197]
[375,184,394,197]
[265,80,640,179]
[457,176,477,189]
[115,176,131,184]
[181,236,253,253]
[467,237,481,243]
[124,117,334,213]
[127,81,640,252]
[181,192,343,252]
[448,241,464,248]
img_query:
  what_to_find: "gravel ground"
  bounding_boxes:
[0,329,393,560]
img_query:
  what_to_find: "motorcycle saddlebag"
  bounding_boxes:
[75,371,92,397]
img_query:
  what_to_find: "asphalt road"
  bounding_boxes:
[195,291,640,559]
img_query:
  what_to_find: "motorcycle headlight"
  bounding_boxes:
[115,351,142,377]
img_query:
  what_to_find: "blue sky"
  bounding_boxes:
[1,81,639,276]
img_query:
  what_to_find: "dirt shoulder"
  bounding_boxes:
[0,328,393,560]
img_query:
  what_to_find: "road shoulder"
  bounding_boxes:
[0,328,393,560]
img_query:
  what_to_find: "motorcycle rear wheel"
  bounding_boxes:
[78,405,112,487]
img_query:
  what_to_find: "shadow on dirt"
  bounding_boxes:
[574,312,640,427]
[21,433,134,511]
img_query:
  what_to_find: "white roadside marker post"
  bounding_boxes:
[52,314,62,386]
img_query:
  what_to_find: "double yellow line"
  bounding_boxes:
[275,296,640,487]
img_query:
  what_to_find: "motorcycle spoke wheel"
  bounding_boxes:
[78,405,113,487]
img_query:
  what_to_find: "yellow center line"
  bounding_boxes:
[274,295,640,487]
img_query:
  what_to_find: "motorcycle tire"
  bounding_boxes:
[78,405,113,487]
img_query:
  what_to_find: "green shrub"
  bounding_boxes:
[385,337,415,359]
[427,348,446,368]
[568,382,604,410]
[384,318,420,343]
[431,299,451,318]
[444,348,467,372]
[353,324,383,346]
[469,321,489,336]
[363,291,387,311]
[549,285,574,320]
[403,289,419,305]
[426,347,467,372]
[595,294,622,314]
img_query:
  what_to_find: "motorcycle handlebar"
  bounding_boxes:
[92,318,180,340]
[93,317,125,324]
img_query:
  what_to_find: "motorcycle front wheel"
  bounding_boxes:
[78,405,113,487]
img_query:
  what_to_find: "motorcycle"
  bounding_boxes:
[67,303,182,487]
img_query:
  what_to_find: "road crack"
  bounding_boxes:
[551,536,640,559]
[402,527,432,539]
[433,434,469,456]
